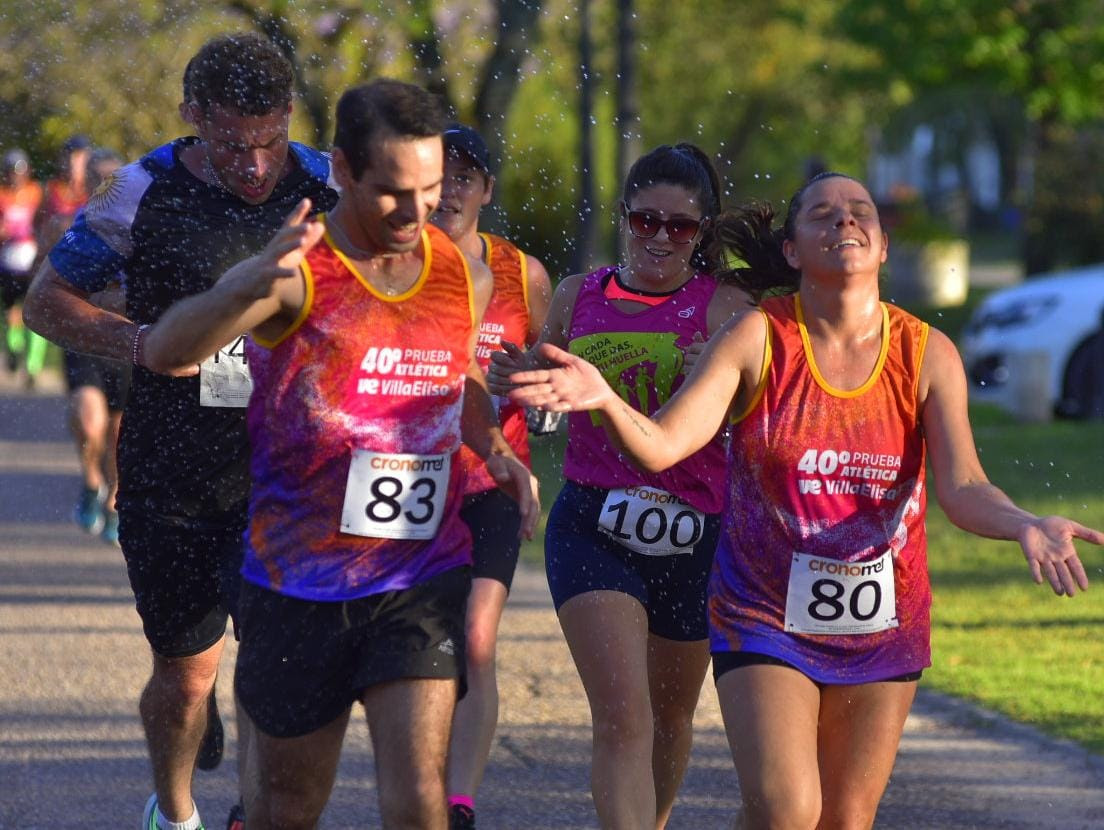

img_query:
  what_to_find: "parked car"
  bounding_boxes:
[959,264,1104,419]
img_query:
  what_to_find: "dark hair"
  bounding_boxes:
[333,79,448,179]
[188,33,293,116]
[622,142,723,273]
[711,171,866,299]
[181,54,198,105]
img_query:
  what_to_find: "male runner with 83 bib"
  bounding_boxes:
[140,79,538,830]
[24,33,338,830]
[499,172,1104,830]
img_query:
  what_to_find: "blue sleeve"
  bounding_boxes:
[48,160,151,293]
[48,213,127,293]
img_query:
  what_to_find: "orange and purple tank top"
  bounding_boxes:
[242,221,476,600]
[710,293,932,683]
[458,232,532,495]
[563,265,726,514]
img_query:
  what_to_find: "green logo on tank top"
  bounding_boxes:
[569,332,683,424]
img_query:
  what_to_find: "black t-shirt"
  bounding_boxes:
[50,137,339,523]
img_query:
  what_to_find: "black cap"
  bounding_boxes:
[443,123,490,173]
[62,134,93,154]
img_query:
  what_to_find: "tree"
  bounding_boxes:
[833,0,1104,272]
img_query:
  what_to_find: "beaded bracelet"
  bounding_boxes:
[131,323,150,367]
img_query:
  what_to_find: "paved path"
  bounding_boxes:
[2,371,1103,828]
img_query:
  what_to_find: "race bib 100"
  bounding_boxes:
[340,451,450,540]
[784,550,898,635]
[598,486,705,556]
[199,335,252,408]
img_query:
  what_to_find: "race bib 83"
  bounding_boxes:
[340,450,450,540]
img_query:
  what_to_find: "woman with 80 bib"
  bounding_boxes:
[498,171,1104,829]
[491,143,750,829]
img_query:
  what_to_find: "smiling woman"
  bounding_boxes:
[486,142,754,829]
[496,171,1104,830]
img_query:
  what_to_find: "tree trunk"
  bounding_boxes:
[615,0,640,262]
[405,0,457,116]
[473,0,546,172]
[573,0,600,274]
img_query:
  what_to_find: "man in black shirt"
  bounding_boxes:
[24,32,338,830]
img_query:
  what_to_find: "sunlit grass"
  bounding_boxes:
[520,409,1104,752]
[927,408,1104,752]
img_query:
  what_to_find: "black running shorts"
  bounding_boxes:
[544,481,720,642]
[118,510,245,658]
[460,487,522,591]
[712,651,923,685]
[64,351,132,411]
[235,566,471,739]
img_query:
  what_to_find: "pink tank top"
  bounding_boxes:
[242,223,476,600]
[710,294,932,683]
[563,266,726,514]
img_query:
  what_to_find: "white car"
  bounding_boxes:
[958,264,1104,419]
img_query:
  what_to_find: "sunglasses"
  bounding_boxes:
[622,206,704,245]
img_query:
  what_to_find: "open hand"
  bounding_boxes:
[505,342,613,412]
[1018,515,1104,596]
[223,198,324,302]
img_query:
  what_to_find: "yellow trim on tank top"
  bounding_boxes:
[328,220,433,303]
[454,236,476,329]
[251,259,316,349]
[795,293,889,398]
[480,231,531,316]
[729,306,772,425]
[913,320,931,398]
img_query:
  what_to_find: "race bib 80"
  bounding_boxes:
[598,486,705,556]
[340,450,450,540]
[784,550,898,635]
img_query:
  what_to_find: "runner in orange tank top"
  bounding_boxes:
[139,80,539,830]
[429,123,552,830]
[499,172,1104,830]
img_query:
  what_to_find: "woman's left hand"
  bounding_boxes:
[1018,515,1104,596]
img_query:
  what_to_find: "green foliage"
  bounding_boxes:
[834,0,1104,125]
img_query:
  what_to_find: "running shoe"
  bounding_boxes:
[225,802,245,830]
[141,794,158,830]
[448,804,476,830]
[74,486,106,535]
[101,509,120,546]
[195,687,224,771]
[141,794,207,830]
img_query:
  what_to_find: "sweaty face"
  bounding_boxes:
[339,135,444,255]
[784,176,887,278]
[197,103,291,205]
[622,183,705,291]
[430,151,491,241]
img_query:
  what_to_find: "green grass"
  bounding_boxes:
[522,411,1104,753]
[926,410,1104,752]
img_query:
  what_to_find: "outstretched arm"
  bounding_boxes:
[506,309,767,472]
[141,199,324,373]
[921,329,1104,595]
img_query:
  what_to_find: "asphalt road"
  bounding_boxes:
[2,370,1103,829]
